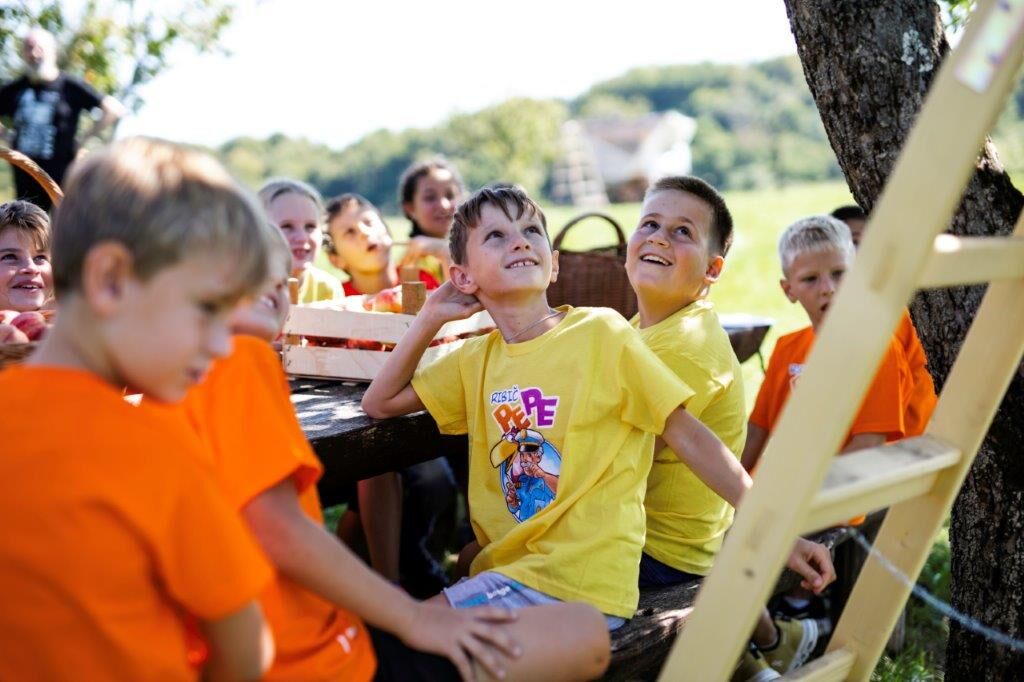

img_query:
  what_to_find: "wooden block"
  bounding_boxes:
[400,266,420,283]
[285,277,302,345]
[402,281,427,314]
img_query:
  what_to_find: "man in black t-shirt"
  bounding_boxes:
[0,28,125,210]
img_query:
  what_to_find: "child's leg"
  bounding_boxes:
[425,593,610,681]
[454,540,481,580]
[358,473,402,582]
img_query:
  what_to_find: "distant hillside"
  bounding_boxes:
[211,55,1024,211]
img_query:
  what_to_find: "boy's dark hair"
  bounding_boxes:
[830,204,867,223]
[0,200,50,252]
[323,193,384,256]
[646,176,734,257]
[325,193,374,223]
[450,184,547,265]
[399,156,465,236]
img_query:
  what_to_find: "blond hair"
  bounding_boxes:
[258,178,324,215]
[52,137,270,297]
[778,215,854,275]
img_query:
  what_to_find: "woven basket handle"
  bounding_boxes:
[553,212,627,254]
[0,145,63,206]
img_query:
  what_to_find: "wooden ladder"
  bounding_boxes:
[659,1,1024,680]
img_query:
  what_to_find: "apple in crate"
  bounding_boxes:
[10,311,48,341]
[363,287,403,314]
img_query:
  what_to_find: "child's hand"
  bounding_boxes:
[786,537,836,594]
[400,236,451,271]
[421,281,483,325]
[403,602,521,681]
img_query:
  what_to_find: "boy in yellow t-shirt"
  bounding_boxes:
[363,185,832,674]
[626,176,836,679]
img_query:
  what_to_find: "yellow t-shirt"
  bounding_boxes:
[632,300,747,576]
[413,307,694,617]
[298,265,344,304]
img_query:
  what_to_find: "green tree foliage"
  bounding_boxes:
[242,98,569,213]
[214,49,1024,205]
[0,0,234,113]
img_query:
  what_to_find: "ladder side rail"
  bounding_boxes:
[660,1,1024,677]
[826,214,1024,680]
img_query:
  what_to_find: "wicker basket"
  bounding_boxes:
[0,145,64,207]
[0,342,36,369]
[0,145,62,369]
[547,212,638,319]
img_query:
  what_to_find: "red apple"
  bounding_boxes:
[364,282,403,311]
[0,323,29,345]
[11,311,47,341]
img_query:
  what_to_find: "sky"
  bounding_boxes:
[117,0,801,149]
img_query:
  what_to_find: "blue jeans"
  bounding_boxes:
[444,571,627,630]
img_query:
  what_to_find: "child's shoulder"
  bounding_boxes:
[775,326,814,353]
[565,306,635,335]
[1,367,205,477]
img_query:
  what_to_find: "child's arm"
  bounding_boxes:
[841,432,886,453]
[660,407,836,592]
[362,281,482,419]
[243,480,518,680]
[661,406,752,508]
[740,422,769,472]
[200,601,274,681]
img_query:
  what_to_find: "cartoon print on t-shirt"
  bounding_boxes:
[488,385,562,523]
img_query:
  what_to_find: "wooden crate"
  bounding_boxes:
[282,299,494,381]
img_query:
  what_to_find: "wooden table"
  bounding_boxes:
[290,377,466,506]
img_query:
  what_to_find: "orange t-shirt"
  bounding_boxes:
[0,366,272,681]
[895,310,937,436]
[751,326,912,446]
[180,335,376,682]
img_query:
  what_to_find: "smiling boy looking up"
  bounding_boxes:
[626,177,835,678]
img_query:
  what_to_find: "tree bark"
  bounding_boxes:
[782,1,1024,678]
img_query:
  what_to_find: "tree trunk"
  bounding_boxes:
[782,1,1024,678]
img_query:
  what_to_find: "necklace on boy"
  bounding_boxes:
[505,308,563,343]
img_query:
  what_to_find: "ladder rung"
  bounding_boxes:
[802,436,961,533]
[783,648,856,681]
[919,235,1024,288]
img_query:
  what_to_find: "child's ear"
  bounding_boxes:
[780,277,796,303]
[327,251,346,271]
[448,262,479,295]
[81,242,134,316]
[704,254,724,284]
[549,249,560,284]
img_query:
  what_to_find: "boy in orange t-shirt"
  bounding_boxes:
[176,235,520,682]
[0,139,276,681]
[831,204,937,436]
[742,214,914,473]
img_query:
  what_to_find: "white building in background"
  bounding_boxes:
[551,110,697,206]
